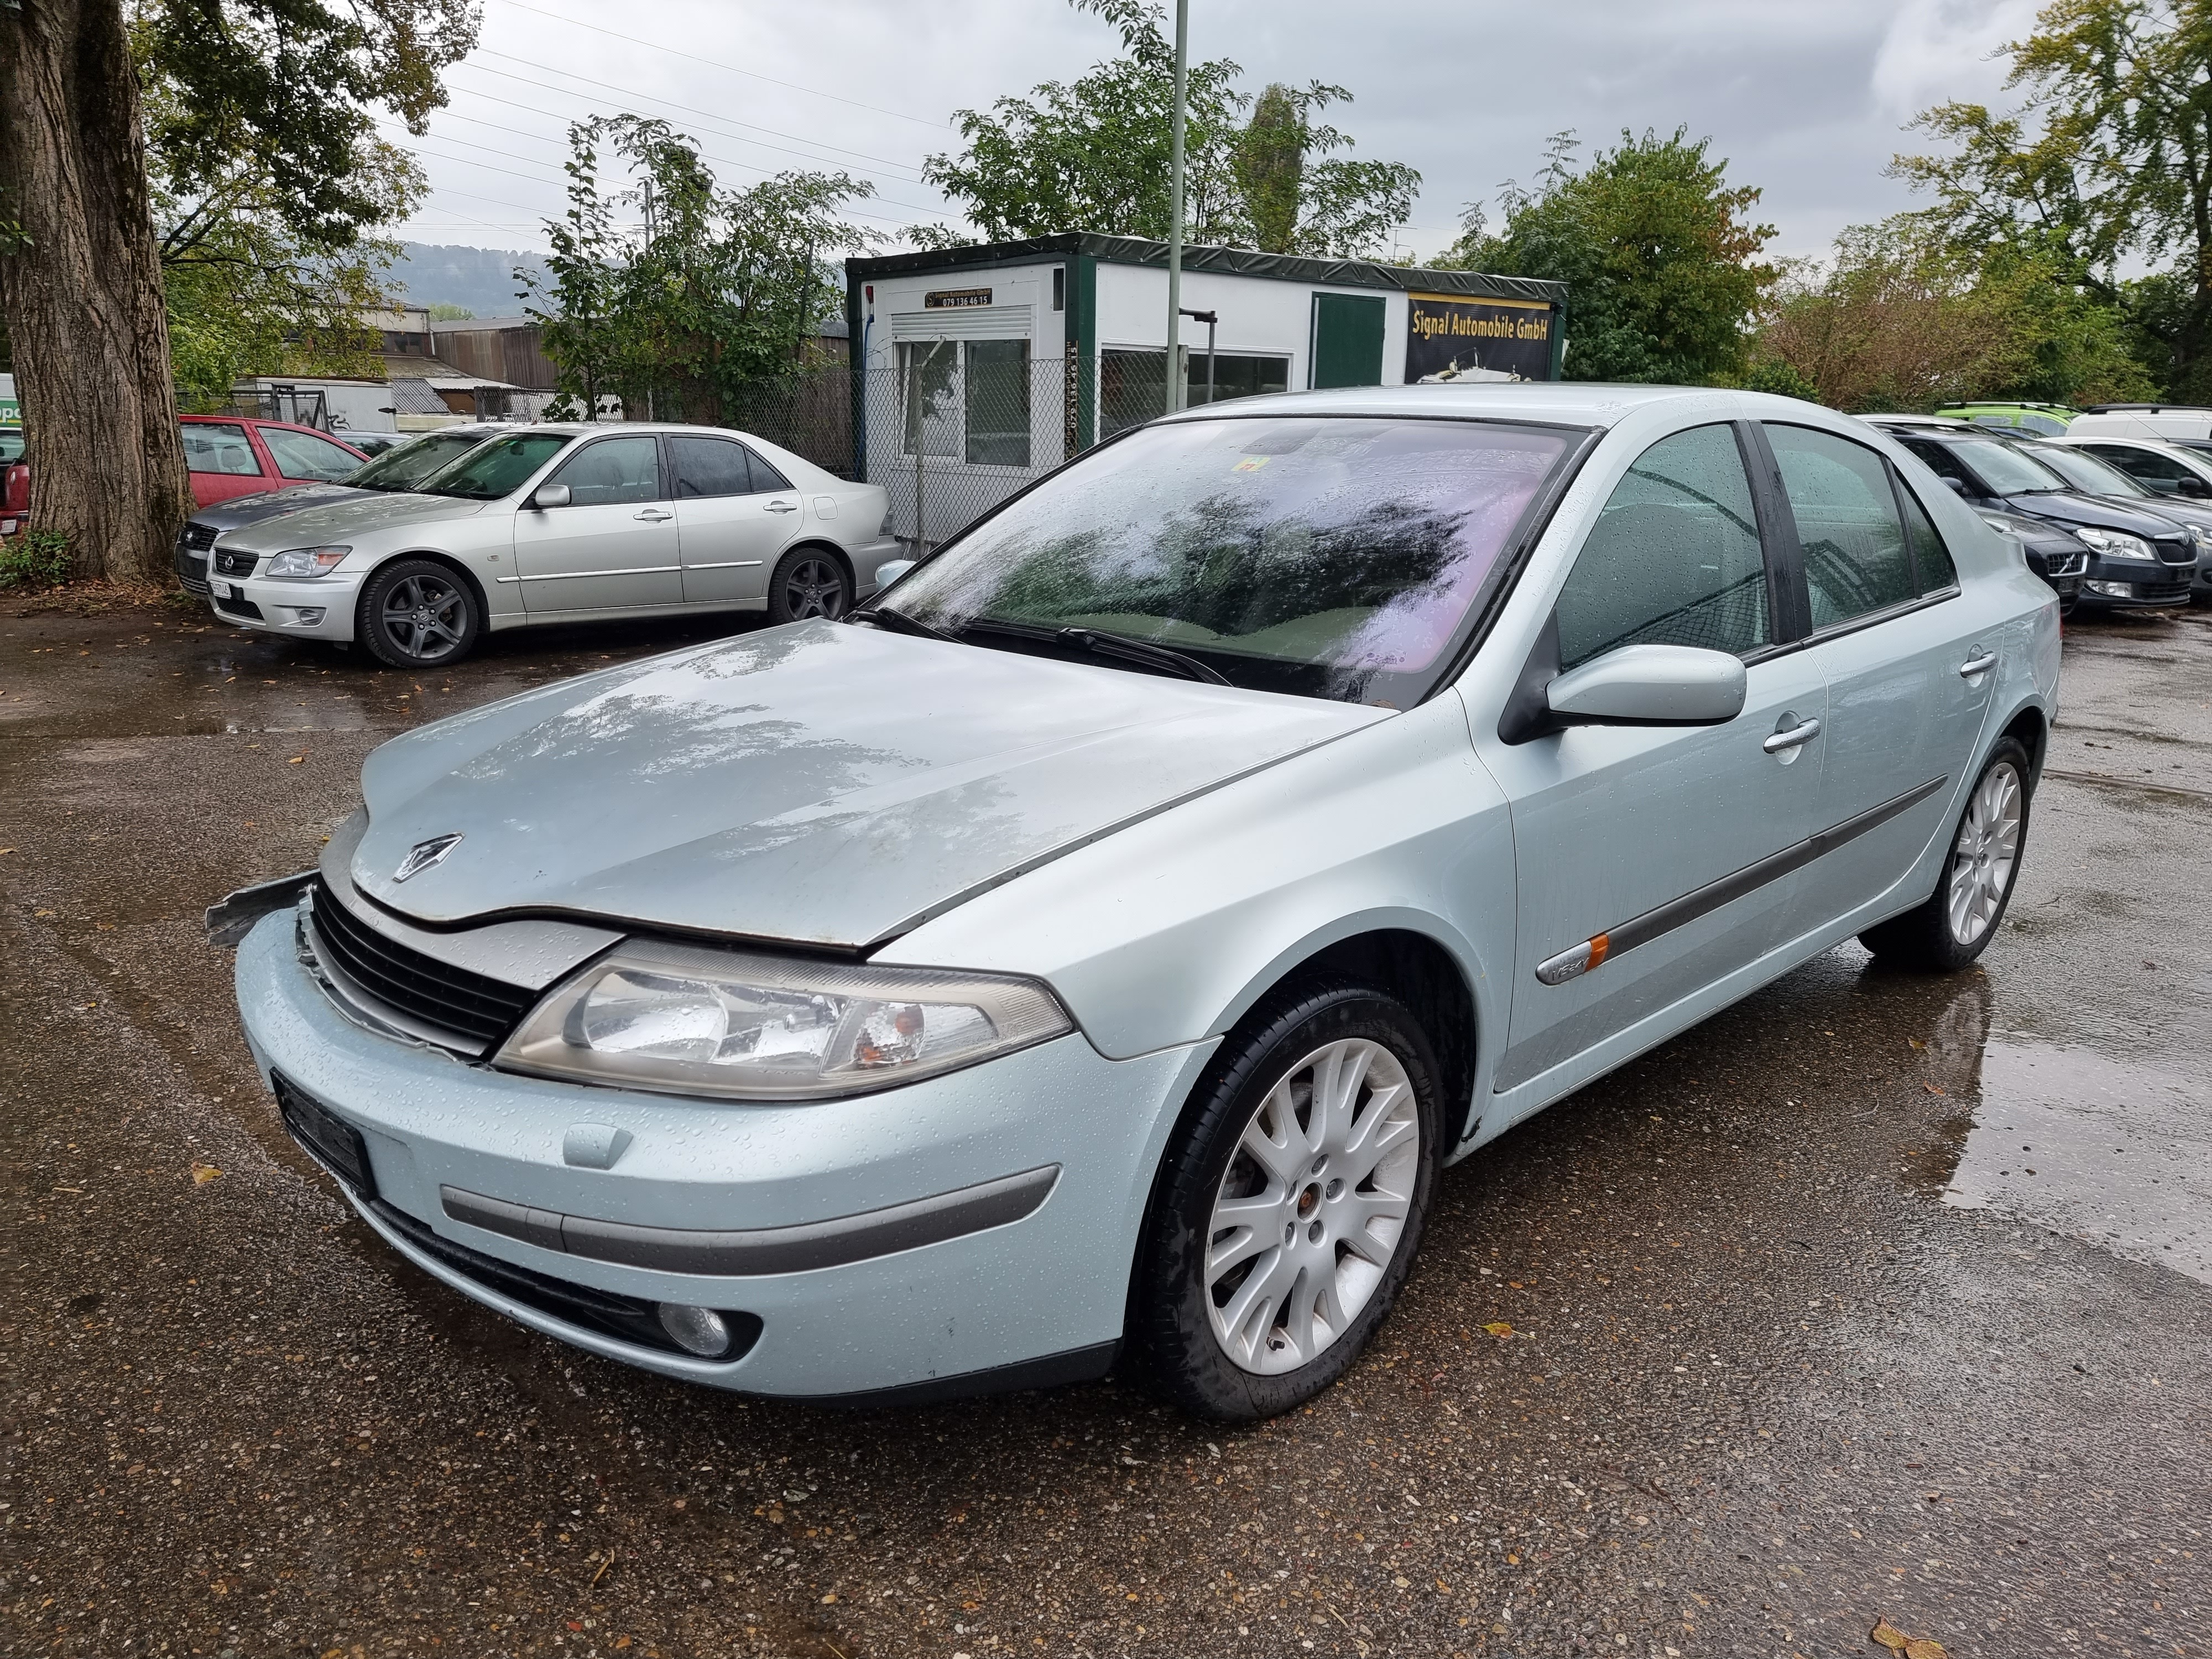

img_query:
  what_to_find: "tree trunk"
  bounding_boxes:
[0,0,191,582]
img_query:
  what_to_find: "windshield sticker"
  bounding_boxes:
[1232,456,1272,473]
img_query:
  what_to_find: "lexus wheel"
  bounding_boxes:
[768,546,852,624]
[1859,736,2031,972]
[1133,982,1441,1421]
[358,559,481,669]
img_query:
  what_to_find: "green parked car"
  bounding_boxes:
[1935,400,2080,436]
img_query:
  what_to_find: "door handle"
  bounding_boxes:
[1763,717,1822,754]
[763,499,799,514]
[634,508,673,522]
[1958,651,1997,677]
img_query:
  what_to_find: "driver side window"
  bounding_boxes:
[548,436,663,507]
[1554,424,1771,672]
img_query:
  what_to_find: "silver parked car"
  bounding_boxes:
[218,385,2059,1420]
[195,423,899,667]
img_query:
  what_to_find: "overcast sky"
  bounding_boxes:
[389,0,2044,265]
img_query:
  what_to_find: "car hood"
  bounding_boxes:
[220,489,487,550]
[1993,489,2192,544]
[193,482,368,533]
[351,620,1388,948]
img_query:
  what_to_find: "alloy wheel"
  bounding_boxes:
[781,555,848,620]
[379,572,467,660]
[1204,1037,1421,1375]
[1947,759,2022,945]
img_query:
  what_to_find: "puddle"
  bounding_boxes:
[1921,1027,2211,1285]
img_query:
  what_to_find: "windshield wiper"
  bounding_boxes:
[1055,626,1232,685]
[849,604,957,643]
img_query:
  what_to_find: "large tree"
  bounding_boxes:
[1892,0,2212,400]
[1441,129,1775,384]
[0,0,474,581]
[920,0,1418,259]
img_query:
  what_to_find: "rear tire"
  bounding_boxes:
[766,546,852,624]
[1859,737,2031,972]
[357,559,481,669]
[1131,982,1442,1422]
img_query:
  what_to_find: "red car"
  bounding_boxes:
[0,415,369,535]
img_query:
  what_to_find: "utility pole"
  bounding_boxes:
[1164,0,1188,417]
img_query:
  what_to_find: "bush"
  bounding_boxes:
[0,529,75,589]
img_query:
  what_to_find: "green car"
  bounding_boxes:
[1934,400,2080,436]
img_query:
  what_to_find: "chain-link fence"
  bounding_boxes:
[719,372,857,480]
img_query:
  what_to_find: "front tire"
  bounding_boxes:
[1132,983,1442,1422]
[357,559,481,669]
[766,546,852,624]
[1859,737,2031,972]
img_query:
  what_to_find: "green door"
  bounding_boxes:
[1310,293,1386,389]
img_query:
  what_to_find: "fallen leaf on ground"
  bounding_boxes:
[1483,1321,1514,1338]
[1923,1083,1945,1095]
[287,755,305,765]
[1870,1620,1907,1652]
[1903,1643,1947,1659]
[191,1164,220,1186]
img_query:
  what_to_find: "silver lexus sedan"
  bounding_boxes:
[194,423,899,667]
[219,384,2059,1420]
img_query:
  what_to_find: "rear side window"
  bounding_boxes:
[550,436,663,505]
[1897,485,1957,592]
[181,422,262,476]
[1554,423,1770,671]
[745,444,794,492]
[2085,444,2196,488]
[1766,424,1915,627]
[260,426,362,482]
[669,436,755,498]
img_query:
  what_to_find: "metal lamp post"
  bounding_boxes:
[1164,0,1188,416]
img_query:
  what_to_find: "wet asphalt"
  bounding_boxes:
[2,596,2208,1659]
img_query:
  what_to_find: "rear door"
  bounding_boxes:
[669,435,794,604]
[1484,420,1827,1099]
[512,434,684,613]
[180,421,269,506]
[1761,422,1991,943]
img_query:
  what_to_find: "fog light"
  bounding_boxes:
[656,1302,732,1357]
[287,606,327,625]
[2085,580,2133,597]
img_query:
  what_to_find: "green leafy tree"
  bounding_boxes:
[529,116,878,424]
[1891,0,2212,399]
[921,1,1418,259]
[1441,129,1775,384]
[0,0,476,581]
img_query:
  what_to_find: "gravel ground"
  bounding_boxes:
[3,596,2207,1659]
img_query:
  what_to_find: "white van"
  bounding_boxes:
[2069,404,2212,443]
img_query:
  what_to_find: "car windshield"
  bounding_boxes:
[419,432,573,499]
[2017,442,2154,498]
[348,430,499,492]
[886,415,1577,706]
[1957,437,2072,495]
[0,429,24,464]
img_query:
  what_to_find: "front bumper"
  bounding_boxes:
[232,909,1207,1398]
[2078,556,2193,608]
[203,567,366,639]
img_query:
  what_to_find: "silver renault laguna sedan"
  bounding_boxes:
[220,384,2059,1420]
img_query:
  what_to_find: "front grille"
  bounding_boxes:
[180,521,218,552]
[368,1196,763,1362]
[213,594,264,620]
[306,875,537,1051]
[178,555,210,594]
[2154,538,2195,568]
[214,547,256,577]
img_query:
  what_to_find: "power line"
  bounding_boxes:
[492,0,950,129]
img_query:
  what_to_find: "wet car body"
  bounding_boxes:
[1875,423,2198,609]
[222,385,2060,1412]
[1972,506,2088,615]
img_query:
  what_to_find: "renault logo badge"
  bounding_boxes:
[393,833,463,883]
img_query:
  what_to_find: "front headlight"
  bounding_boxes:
[265,545,352,578]
[496,941,1074,1100]
[2073,527,2152,561]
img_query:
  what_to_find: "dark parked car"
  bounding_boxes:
[1867,419,2198,611]
[1973,505,2088,615]
[174,426,509,597]
[2013,436,2212,604]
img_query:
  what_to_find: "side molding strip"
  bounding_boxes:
[442,1164,1062,1277]
[1535,775,1947,986]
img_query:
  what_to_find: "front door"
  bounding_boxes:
[1762,422,1993,940]
[1481,421,1827,1099]
[668,434,794,604]
[512,434,684,614]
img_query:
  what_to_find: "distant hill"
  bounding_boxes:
[390,243,551,319]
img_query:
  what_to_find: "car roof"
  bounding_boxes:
[1156,382,1768,430]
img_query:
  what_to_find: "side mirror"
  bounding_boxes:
[1940,476,1971,495]
[871,557,917,589]
[2179,477,2211,499]
[529,482,570,509]
[1546,644,1747,728]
